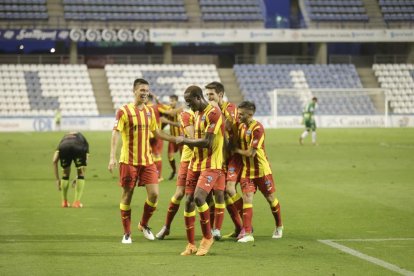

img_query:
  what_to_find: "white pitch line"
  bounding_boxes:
[318,239,414,276]
[332,238,414,242]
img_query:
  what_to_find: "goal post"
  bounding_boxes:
[267,88,390,128]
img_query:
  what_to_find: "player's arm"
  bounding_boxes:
[52,150,61,190]
[108,129,120,173]
[160,116,180,127]
[176,132,215,149]
[154,129,177,143]
[161,107,184,116]
[234,147,257,158]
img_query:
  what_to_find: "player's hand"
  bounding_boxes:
[175,136,184,145]
[108,158,117,173]
[56,180,61,191]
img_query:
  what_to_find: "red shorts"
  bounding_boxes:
[168,142,182,155]
[185,169,225,195]
[119,163,158,188]
[226,154,243,183]
[240,174,276,196]
[176,161,190,187]
[150,138,163,156]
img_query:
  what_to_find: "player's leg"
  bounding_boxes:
[206,190,215,228]
[225,180,243,231]
[120,185,135,244]
[119,163,137,244]
[167,142,177,180]
[311,122,317,145]
[223,156,244,237]
[212,172,226,241]
[181,169,198,255]
[60,166,71,207]
[260,175,283,239]
[181,193,198,256]
[156,161,188,239]
[300,129,309,145]
[238,178,255,243]
[72,151,87,208]
[194,169,224,256]
[156,185,184,239]
[137,164,159,240]
[72,167,85,208]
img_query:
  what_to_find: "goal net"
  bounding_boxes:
[267,88,390,128]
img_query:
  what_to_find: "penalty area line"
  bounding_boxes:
[318,239,414,276]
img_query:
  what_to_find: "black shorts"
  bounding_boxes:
[58,143,87,168]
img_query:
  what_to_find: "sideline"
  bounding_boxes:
[318,238,414,276]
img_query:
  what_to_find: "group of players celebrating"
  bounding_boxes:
[108,79,283,256]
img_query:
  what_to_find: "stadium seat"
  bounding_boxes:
[105,64,221,110]
[373,63,414,114]
[0,64,98,117]
[234,64,375,116]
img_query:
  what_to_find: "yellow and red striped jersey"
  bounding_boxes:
[169,113,181,137]
[114,103,158,166]
[238,120,272,178]
[219,101,238,163]
[179,109,195,162]
[220,101,238,123]
[190,104,224,171]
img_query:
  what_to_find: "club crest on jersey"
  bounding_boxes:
[201,115,206,121]
[146,112,151,117]
[246,130,252,136]
[228,167,235,173]
[209,123,216,129]
[206,176,213,183]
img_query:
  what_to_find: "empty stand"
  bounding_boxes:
[305,0,369,22]
[234,64,376,116]
[105,64,220,110]
[373,63,414,114]
[199,0,264,21]
[0,64,98,117]
[0,0,48,20]
[379,0,414,22]
[63,0,188,21]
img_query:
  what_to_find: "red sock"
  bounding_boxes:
[165,201,180,228]
[271,203,283,227]
[226,203,242,231]
[198,207,212,239]
[140,201,156,227]
[214,206,225,230]
[121,209,131,235]
[184,214,196,245]
[242,205,253,234]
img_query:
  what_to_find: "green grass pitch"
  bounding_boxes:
[0,128,413,275]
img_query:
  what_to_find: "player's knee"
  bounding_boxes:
[194,195,205,207]
[175,191,184,200]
